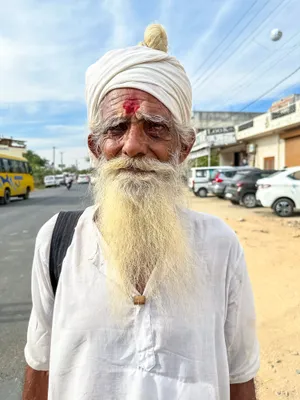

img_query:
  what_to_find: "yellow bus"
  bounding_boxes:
[0,153,34,205]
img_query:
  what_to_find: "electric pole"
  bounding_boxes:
[52,147,56,171]
[60,152,64,170]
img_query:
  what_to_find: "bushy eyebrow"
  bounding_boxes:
[99,112,172,135]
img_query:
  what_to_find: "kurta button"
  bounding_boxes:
[133,295,146,305]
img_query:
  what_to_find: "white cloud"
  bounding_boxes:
[185,0,300,109]
[1,0,300,165]
[0,0,136,104]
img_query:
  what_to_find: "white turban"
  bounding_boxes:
[85,45,192,127]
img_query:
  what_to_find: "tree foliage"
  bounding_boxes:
[23,150,48,169]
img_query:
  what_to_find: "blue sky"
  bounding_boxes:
[1,0,300,168]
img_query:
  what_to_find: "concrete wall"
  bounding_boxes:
[220,152,234,166]
[192,111,262,130]
[0,145,26,158]
[253,134,285,170]
[236,101,300,141]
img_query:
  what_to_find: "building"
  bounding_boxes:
[235,94,300,169]
[190,111,262,165]
[0,137,27,158]
[190,95,300,169]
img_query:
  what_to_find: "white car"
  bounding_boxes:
[77,174,90,184]
[188,166,233,198]
[55,174,65,185]
[44,175,60,188]
[256,166,300,217]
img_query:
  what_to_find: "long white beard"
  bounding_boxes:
[92,156,197,316]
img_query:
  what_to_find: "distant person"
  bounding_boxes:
[242,158,248,166]
[23,24,259,400]
[65,175,72,190]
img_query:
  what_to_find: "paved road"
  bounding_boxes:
[0,184,91,399]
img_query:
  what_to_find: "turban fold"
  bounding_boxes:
[85,45,192,127]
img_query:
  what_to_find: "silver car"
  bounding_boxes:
[211,167,258,198]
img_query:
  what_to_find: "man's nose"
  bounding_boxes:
[122,123,148,158]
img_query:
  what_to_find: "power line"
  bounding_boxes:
[193,52,300,131]
[191,0,258,76]
[239,64,300,111]
[193,0,289,92]
[215,33,300,110]
[192,0,272,89]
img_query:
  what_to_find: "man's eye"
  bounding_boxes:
[144,121,168,137]
[108,123,128,136]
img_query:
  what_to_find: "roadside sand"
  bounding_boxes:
[187,193,300,399]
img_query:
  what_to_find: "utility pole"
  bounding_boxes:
[60,152,64,170]
[52,147,56,171]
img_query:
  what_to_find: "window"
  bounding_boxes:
[17,161,26,173]
[264,157,275,170]
[209,170,219,180]
[10,159,19,173]
[288,171,300,180]
[2,158,11,173]
[251,173,262,181]
[23,162,29,173]
[224,170,236,178]
[0,159,4,173]
[195,170,207,178]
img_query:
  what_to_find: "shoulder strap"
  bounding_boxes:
[49,210,84,296]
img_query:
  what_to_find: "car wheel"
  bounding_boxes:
[23,187,30,200]
[197,188,208,198]
[273,198,294,217]
[242,193,257,208]
[230,200,239,205]
[3,188,11,205]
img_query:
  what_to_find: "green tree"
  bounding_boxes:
[23,150,51,187]
[23,150,48,168]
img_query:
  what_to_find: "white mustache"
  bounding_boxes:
[100,156,177,175]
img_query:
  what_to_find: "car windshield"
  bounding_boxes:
[232,171,252,181]
[265,170,283,178]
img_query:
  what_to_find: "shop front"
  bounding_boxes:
[280,127,300,167]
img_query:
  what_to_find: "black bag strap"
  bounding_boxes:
[49,210,84,295]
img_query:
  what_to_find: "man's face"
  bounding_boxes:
[88,88,191,164]
[89,88,195,316]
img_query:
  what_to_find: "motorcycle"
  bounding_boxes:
[66,181,72,190]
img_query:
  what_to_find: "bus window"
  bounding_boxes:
[0,158,4,173]
[17,161,26,173]
[23,162,29,173]
[2,158,11,173]
[10,159,19,173]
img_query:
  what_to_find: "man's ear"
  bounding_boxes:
[179,131,196,163]
[88,133,101,159]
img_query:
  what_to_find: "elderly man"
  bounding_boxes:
[23,24,259,400]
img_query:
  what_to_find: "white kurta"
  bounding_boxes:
[25,207,259,400]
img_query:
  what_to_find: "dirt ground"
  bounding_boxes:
[187,193,300,400]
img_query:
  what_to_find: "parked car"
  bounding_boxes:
[211,167,259,198]
[188,166,232,197]
[77,174,90,184]
[44,175,60,188]
[55,174,65,185]
[224,169,277,208]
[256,166,300,217]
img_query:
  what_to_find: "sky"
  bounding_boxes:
[1,0,300,169]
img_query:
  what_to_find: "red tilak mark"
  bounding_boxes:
[123,100,140,114]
